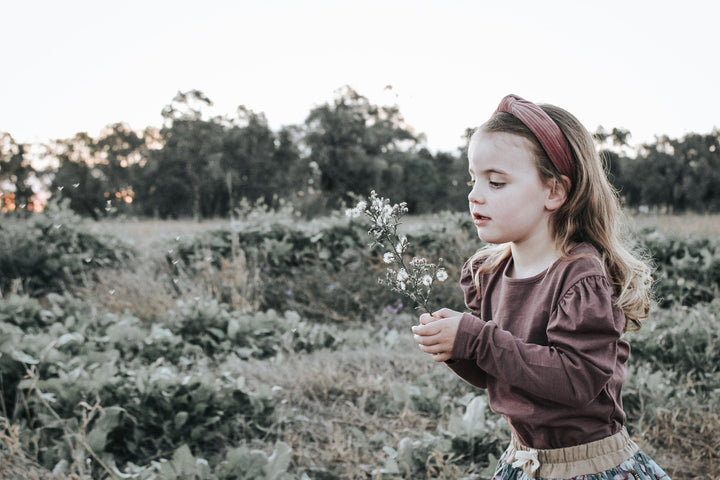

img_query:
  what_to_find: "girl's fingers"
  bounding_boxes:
[435,308,460,318]
[433,352,450,362]
[419,313,433,325]
[412,322,441,336]
[418,343,445,354]
[413,333,438,346]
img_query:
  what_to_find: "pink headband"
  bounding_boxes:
[496,94,575,182]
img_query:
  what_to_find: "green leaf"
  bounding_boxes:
[11,349,38,364]
[196,458,212,480]
[86,406,123,452]
[171,444,197,476]
[220,446,267,479]
[264,442,292,480]
[174,411,189,429]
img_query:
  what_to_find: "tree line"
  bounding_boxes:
[1,86,719,219]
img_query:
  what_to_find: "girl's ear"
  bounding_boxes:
[545,175,570,211]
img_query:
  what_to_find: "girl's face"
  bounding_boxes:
[467,131,558,247]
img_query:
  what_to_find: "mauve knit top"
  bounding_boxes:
[448,243,629,449]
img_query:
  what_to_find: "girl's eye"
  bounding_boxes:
[489,181,505,189]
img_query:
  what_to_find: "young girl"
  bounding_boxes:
[411,94,670,479]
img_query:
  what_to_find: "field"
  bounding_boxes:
[1,208,719,479]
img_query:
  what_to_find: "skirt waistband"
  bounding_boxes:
[505,427,640,478]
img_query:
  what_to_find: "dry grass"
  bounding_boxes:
[629,212,720,236]
[240,337,486,479]
[641,407,720,480]
[87,212,720,253]
[75,259,178,321]
[86,217,231,253]
[0,417,53,480]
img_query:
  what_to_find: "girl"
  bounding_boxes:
[411,94,670,479]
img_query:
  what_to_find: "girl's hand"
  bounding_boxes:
[412,308,463,362]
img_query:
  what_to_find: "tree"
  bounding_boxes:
[141,90,224,219]
[218,107,280,212]
[594,126,632,190]
[50,133,107,219]
[0,132,36,212]
[94,122,146,214]
[304,86,419,209]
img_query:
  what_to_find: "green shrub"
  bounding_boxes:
[639,229,720,306]
[628,301,720,381]
[167,213,475,322]
[97,367,276,466]
[169,300,342,358]
[0,204,135,297]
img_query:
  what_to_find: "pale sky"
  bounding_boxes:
[2,0,719,153]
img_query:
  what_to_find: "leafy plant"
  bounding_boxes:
[0,202,135,297]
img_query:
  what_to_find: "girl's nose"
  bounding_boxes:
[468,184,484,205]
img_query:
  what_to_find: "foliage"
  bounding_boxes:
[168,212,472,320]
[6,88,720,220]
[639,229,720,307]
[0,292,306,477]
[49,124,146,219]
[627,300,720,380]
[303,86,421,210]
[0,200,135,296]
[609,130,720,213]
[0,133,37,212]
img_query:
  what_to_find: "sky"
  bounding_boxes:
[2,0,719,153]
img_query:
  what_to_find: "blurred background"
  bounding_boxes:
[1,2,719,479]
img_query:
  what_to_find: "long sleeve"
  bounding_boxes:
[445,359,488,389]
[446,255,489,389]
[451,275,625,408]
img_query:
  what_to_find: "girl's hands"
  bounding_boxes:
[412,308,463,362]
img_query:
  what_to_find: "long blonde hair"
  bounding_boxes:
[468,103,652,331]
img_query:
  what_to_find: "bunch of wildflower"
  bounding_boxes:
[346,190,448,313]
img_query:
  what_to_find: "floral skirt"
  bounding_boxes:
[491,428,671,480]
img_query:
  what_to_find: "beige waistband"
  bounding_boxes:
[505,427,640,478]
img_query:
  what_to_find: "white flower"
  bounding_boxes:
[422,275,433,286]
[436,269,448,282]
[399,282,406,291]
[395,236,407,254]
[383,252,395,264]
[397,269,409,282]
[345,201,367,218]
[381,204,393,222]
[372,197,384,211]
[410,257,427,267]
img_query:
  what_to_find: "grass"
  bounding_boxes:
[629,212,720,235]
[239,332,488,479]
[91,212,720,252]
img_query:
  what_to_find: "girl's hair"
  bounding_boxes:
[468,104,652,331]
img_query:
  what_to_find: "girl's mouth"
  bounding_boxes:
[473,213,490,225]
